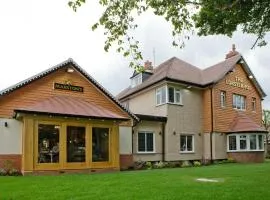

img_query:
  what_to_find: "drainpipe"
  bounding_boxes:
[161,122,165,162]
[210,86,214,163]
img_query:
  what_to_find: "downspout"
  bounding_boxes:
[210,86,214,163]
[161,122,165,162]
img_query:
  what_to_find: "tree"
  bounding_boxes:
[68,0,270,69]
[262,110,270,156]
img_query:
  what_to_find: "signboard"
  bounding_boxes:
[54,83,84,92]
[225,76,251,90]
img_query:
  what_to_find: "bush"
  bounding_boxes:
[153,161,165,169]
[145,161,152,169]
[0,168,8,176]
[134,161,146,170]
[181,160,192,168]
[9,168,22,176]
[193,161,201,167]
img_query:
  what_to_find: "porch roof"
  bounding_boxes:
[14,95,129,121]
[227,112,267,133]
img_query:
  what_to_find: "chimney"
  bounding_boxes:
[225,44,239,59]
[144,60,153,71]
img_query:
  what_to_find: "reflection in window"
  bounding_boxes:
[180,135,194,152]
[92,128,109,162]
[228,135,236,151]
[67,126,86,163]
[38,124,59,163]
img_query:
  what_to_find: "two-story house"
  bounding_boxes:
[117,45,267,166]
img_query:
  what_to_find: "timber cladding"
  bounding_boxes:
[0,65,129,119]
[203,64,262,133]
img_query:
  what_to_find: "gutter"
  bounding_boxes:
[162,122,166,162]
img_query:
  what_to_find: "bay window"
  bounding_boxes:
[156,86,182,106]
[227,134,265,152]
[156,87,166,105]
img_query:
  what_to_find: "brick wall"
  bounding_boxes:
[120,154,133,169]
[228,152,264,163]
[0,154,22,171]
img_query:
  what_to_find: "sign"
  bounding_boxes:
[54,83,84,92]
[225,76,251,90]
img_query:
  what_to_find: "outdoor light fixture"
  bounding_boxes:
[248,75,254,79]
[4,122,8,127]
[66,68,74,73]
[186,85,192,89]
[239,59,245,64]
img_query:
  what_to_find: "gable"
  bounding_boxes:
[0,62,134,120]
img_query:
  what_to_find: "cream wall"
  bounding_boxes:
[212,133,227,159]
[203,133,211,160]
[119,126,132,154]
[0,119,22,154]
[133,121,163,161]
[128,84,167,117]
[165,87,203,161]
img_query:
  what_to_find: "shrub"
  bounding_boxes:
[9,168,22,176]
[193,161,201,167]
[153,161,165,169]
[181,160,192,168]
[3,160,13,174]
[134,161,146,170]
[0,168,7,176]
[145,161,152,169]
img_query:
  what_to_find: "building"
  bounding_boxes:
[0,58,137,174]
[117,46,267,165]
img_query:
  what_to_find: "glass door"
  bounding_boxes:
[66,126,86,163]
[92,127,110,162]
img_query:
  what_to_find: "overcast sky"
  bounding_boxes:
[1,0,269,109]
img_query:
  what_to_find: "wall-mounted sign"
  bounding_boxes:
[54,83,84,92]
[225,76,251,90]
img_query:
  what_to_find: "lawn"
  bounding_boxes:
[1,162,270,200]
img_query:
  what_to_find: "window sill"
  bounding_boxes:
[136,152,156,154]
[156,103,166,107]
[233,108,246,111]
[167,102,183,106]
[227,150,265,153]
[179,151,195,154]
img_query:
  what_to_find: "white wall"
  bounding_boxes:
[119,126,132,154]
[0,119,22,154]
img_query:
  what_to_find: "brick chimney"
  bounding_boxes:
[225,44,239,59]
[144,60,153,71]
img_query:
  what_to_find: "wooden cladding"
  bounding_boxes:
[203,64,262,133]
[0,65,130,120]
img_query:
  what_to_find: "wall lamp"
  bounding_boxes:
[4,122,8,127]
[66,68,74,73]
[248,75,254,79]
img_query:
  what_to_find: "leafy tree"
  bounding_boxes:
[262,109,270,143]
[68,0,270,69]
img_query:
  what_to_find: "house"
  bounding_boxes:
[0,58,137,174]
[117,45,268,165]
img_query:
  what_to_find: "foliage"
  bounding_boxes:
[181,160,192,167]
[68,0,270,70]
[193,160,201,167]
[262,109,270,155]
[0,160,22,176]
[153,161,165,169]
[145,161,152,169]
[0,168,7,176]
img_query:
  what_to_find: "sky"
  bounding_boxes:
[0,0,269,109]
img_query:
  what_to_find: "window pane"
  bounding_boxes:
[229,136,236,150]
[250,135,257,150]
[138,132,146,152]
[67,126,86,163]
[258,135,263,150]
[156,92,161,105]
[175,89,181,104]
[186,136,193,151]
[220,91,226,107]
[240,135,247,150]
[168,87,174,103]
[92,128,109,162]
[38,124,60,164]
[146,133,154,152]
[180,136,186,151]
[161,88,166,104]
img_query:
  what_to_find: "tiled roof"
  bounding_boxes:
[227,112,267,133]
[0,58,138,121]
[14,95,129,120]
[117,54,266,100]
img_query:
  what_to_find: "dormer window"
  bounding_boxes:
[131,73,142,88]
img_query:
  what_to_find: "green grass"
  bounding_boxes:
[1,162,270,200]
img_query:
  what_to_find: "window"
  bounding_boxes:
[227,134,265,152]
[251,97,256,111]
[156,86,182,105]
[233,94,246,110]
[156,87,166,105]
[228,135,236,151]
[220,91,226,108]
[180,135,194,152]
[138,132,154,153]
[168,87,181,104]
[92,127,110,162]
[131,74,142,88]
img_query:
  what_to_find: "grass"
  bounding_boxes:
[1,162,270,200]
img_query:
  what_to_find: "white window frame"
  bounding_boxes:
[227,134,265,152]
[233,94,246,110]
[220,91,226,108]
[131,73,142,88]
[156,86,167,106]
[156,85,182,106]
[180,135,194,153]
[137,131,155,153]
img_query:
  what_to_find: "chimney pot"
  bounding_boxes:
[225,44,239,59]
[144,60,153,70]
